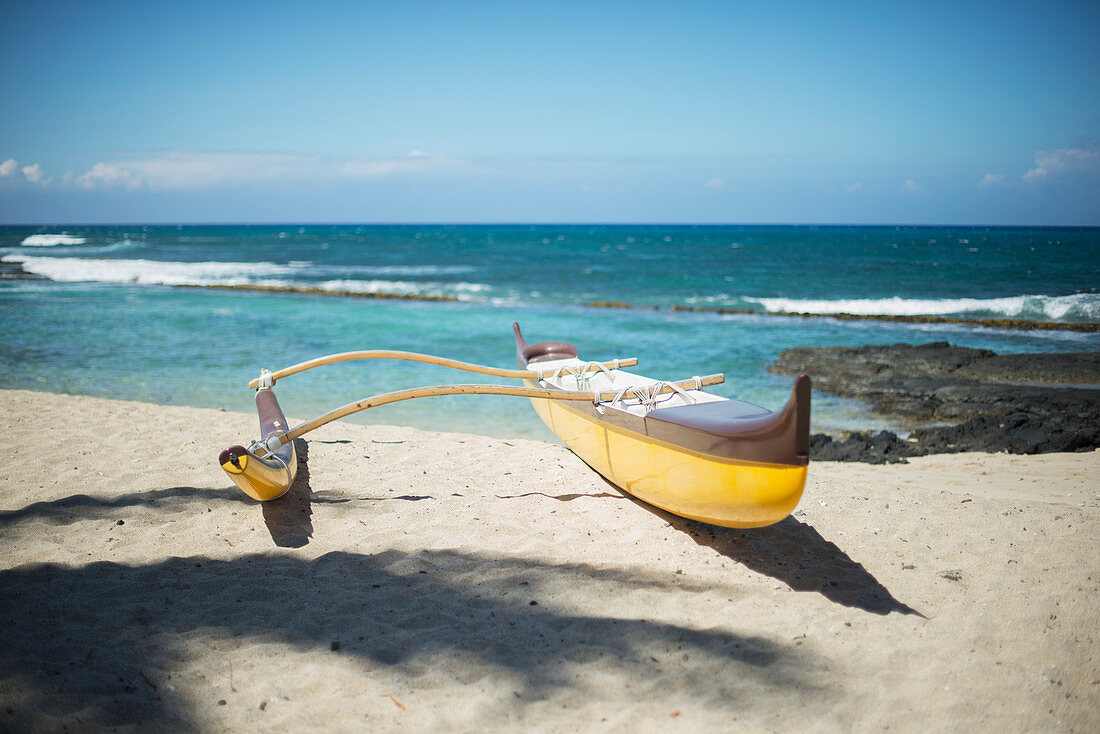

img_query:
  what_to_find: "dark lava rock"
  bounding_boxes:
[773,343,1100,461]
[910,412,1100,456]
[955,352,1100,385]
[810,431,916,464]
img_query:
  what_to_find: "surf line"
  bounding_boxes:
[176,283,461,303]
[171,284,1097,332]
[587,301,1100,333]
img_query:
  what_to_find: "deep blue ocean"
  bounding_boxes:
[2,224,1097,441]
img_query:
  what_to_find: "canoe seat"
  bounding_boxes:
[522,341,579,364]
[648,398,772,431]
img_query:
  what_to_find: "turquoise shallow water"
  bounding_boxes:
[2,225,1097,440]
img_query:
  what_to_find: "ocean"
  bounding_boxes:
[2,224,1097,442]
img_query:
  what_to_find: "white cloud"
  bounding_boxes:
[978,173,1006,187]
[68,150,467,191]
[77,161,142,189]
[845,181,863,193]
[22,163,49,185]
[704,177,724,189]
[901,179,921,193]
[1021,147,1099,183]
[0,158,52,185]
[78,152,311,190]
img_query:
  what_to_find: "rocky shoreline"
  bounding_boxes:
[771,343,1100,463]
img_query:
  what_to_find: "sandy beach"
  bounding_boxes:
[1,387,1097,733]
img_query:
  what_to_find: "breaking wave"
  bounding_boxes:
[315,279,488,300]
[20,234,87,247]
[4,255,294,286]
[345,264,478,276]
[744,294,1100,322]
[308,264,479,277]
[2,255,490,300]
[79,239,145,254]
[5,237,144,257]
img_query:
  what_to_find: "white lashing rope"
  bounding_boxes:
[595,383,635,413]
[573,361,617,390]
[594,378,700,414]
[541,361,618,390]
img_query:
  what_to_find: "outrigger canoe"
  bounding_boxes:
[219,324,810,528]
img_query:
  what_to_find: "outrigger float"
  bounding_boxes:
[219,324,811,528]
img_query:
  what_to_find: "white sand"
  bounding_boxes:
[1,388,1097,733]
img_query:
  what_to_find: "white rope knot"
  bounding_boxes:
[594,383,630,414]
[576,361,616,389]
[545,361,617,390]
[256,368,274,389]
[595,380,697,414]
[634,382,671,412]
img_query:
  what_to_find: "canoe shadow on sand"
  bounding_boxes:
[258,439,314,548]
[259,440,438,549]
[265,445,918,617]
[609,483,921,617]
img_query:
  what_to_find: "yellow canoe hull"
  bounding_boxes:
[528,392,807,528]
[220,445,297,502]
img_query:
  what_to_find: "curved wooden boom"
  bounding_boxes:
[248,350,640,388]
[259,374,725,452]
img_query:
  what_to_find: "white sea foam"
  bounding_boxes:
[745,294,1100,321]
[86,239,144,254]
[313,264,479,277]
[371,264,479,276]
[21,234,87,247]
[318,278,489,300]
[0,239,143,258]
[3,255,297,286]
[3,255,492,300]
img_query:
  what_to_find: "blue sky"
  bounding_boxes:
[1,0,1097,225]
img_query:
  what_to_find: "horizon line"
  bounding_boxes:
[3,221,1099,229]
